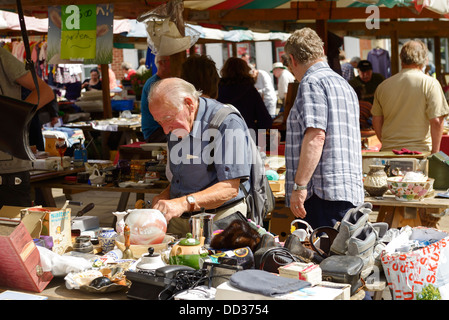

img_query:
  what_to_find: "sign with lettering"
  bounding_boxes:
[47,4,113,64]
[60,4,96,59]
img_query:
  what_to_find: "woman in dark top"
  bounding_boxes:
[217,57,273,132]
[82,68,102,91]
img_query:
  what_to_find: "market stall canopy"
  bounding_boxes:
[1,0,448,33]
[0,10,130,34]
[0,9,291,42]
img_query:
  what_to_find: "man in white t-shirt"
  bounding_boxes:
[271,62,295,106]
[249,64,277,118]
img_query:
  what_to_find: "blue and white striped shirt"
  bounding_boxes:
[285,61,364,207]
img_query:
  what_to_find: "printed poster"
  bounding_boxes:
[47,4,114,64]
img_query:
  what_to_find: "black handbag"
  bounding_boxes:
[254,246,298,274]
[0,0,40,160]
[319,255,364,296]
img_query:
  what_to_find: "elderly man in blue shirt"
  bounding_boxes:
[148,77,252,236]
[283,28,364,229]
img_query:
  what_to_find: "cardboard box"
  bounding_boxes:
[269,180,285,192]
[25,207,72,255]
[0,206,46,239]
[0,219,53,292]
[0,206,72,255]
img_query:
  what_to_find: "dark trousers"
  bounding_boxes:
[0,171,32,209]
[303,193,355,229]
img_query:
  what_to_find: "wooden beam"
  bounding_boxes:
[185,6,443,24]
[326,20,449,38]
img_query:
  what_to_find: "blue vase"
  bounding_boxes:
[98,228,117,253]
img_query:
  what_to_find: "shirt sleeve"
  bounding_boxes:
[425,78,449,119]
[213,116,252,182]
[300,82,328,131]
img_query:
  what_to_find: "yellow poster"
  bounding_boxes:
[60,4,96,60]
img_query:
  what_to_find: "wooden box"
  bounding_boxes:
[0,219,53,292]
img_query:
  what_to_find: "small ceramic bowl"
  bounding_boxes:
[387,177,434,201]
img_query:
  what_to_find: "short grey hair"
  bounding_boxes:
[149,77,202,111]
[400,40,428,68]
[284,28,326,65]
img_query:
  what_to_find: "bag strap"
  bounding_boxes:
[206,104,251,195]
[16,0,40,104]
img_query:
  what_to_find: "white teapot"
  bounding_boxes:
[136,247,165,271]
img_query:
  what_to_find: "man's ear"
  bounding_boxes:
[184,96,195,113]
[289,54,297,67]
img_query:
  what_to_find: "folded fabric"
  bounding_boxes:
[229,269,311,297]
[392,148,422,155]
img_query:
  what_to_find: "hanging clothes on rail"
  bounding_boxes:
[367,48,391,79]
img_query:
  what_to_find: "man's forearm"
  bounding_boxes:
[372,115,383,142]
[430,115,446,153]
[294,128,325,185]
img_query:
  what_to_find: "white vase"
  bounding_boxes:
[112,211,127,236]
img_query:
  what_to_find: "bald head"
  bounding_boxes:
[148,78,201,137]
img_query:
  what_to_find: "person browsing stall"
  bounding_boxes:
[271,61,295,107]
[81,68,102,91]
[0,47,56,207]
[181,54,220,99]
[148,78,253,236]
[349,60,384,104]
[372,40,449,154]
[283,28,364,229]
[141,55,171,142]
[218,57,273,132]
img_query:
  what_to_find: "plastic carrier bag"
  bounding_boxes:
[380,226,449,300]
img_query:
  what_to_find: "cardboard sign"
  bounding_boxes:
[47,4,114,64]
[60,4,96,59]
[26,207,72,255]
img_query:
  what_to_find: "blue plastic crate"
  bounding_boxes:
[111,99,134,111]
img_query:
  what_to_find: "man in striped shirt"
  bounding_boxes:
[284,28,365,229]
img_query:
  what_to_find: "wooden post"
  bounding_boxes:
[315,0,328,53]
[100,64,112,119]
[390,26,399,76]
[434,36,442,83]
[167,0,186,77]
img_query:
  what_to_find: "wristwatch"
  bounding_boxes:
[186,195,196,212]
[293,183,307,191]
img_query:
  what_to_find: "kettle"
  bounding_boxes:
[169,233,208,269]
[190,212,215,245]
[136,247,165,271]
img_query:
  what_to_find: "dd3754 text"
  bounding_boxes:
[179,304,269,317]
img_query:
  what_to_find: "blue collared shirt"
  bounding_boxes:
[168,98,252,203]
[285,61,364,207]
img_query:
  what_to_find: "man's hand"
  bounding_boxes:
[152,197,187,223]
[290,189,308,218]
